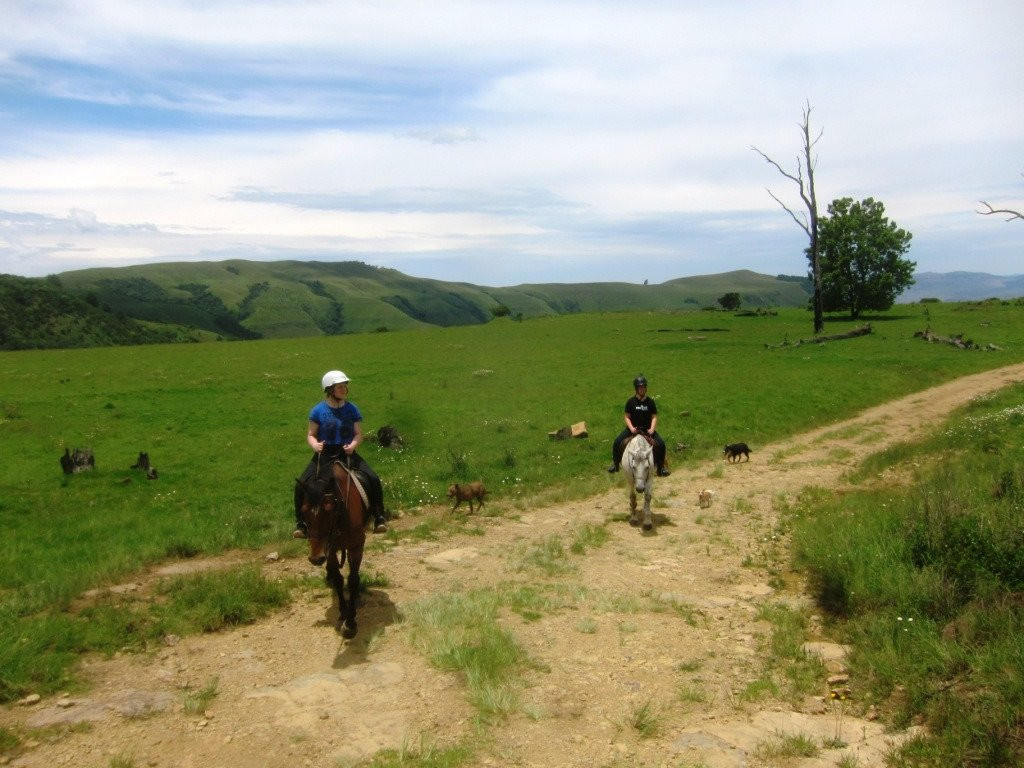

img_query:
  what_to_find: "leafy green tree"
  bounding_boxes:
[717,292,741,311]
[816,197,915,319]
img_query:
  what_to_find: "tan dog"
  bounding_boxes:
[698,489,714,508]
[447,481,487,512]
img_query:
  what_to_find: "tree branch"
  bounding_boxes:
[978,201,1023,221]
[765,187,811,236]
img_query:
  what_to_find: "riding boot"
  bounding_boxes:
[373,508,388,533]
[292,493,307,539]
[657,466,671,477]
[609,435,627,473]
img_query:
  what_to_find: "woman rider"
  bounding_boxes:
[293,370,387,537]
[607,374,670,477]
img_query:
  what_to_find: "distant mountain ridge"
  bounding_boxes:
[900,272,1024,302]
[5,260,1017,351]
[45,260,813,341]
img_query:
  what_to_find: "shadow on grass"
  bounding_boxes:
[823,313,920,323]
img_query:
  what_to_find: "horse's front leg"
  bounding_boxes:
[340,545,364,639]
[642,485,653,531]
[629,486,640,526]
[325,545,346,624]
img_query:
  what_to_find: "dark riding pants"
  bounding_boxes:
[611,429,666,471]
[295,451,385,522]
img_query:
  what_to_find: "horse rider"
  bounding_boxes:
[607,374,670,477]
[293,370,388,538]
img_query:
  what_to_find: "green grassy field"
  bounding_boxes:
[0,300,1022,712]
[791,381,1024,766]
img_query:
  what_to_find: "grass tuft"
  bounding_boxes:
[182,676,219,715]
[570,521,611,554]
[623,698,661,738]
[403,590,532,722]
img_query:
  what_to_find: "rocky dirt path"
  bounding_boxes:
[6,362,1024,768]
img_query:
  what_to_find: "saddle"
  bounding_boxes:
[619,432,655,450]
[331,460,371,509]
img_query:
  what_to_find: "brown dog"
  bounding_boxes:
[447,481,487,512]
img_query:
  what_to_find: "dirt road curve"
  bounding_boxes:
[7,362,1024,768]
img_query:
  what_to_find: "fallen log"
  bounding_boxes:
[765,324,872,349]
[913,328,979,350]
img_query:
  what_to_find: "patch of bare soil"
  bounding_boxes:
[5,363,1024,768]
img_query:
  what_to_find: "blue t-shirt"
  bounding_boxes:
[309,400,363,448]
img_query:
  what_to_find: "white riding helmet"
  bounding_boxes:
[321,370,350,390]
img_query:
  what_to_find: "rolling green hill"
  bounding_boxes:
[3,261,813,349]
[0,274,201,350]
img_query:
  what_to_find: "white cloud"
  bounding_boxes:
[0,0,1021,283]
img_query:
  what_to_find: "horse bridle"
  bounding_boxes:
[628,433,654,475]
[305,453,350,543]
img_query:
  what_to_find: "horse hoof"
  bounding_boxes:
[642,522,653,531]
[342,624,357,639]
[629,517,640,527]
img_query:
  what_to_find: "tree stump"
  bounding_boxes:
[376,425,404,449]
[60,448,95,474]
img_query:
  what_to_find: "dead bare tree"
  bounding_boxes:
[752,101,825,334]
[979,172,1023,221]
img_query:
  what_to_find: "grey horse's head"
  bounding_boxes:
[625,435,654,492]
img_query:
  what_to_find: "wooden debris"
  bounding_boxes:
[548,421,588,440]
[913,328,980,350]
[131,451,158,479]
[376,425,404,448]
[765,324,872,349]
[60,448,95,474]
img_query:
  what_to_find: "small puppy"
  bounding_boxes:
[723,442,751,462]
[447,481,488,512]
[698,489,714,508]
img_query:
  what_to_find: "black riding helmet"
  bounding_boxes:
[633,374,647,389]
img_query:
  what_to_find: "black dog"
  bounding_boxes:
[723,443,751,462]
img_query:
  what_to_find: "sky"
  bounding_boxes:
[0,1,1021,287]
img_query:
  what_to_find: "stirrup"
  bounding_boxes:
[373,517,388,533]
[292,526,307,539]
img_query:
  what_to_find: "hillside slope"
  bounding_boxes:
[53,260,812,340]
[899,271,1024,302]
[0,274,199,350]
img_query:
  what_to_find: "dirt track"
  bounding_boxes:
[6,362,1024,768]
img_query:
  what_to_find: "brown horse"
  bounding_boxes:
[295,460,371,638]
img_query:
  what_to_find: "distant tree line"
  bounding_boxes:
[0,274,193,350]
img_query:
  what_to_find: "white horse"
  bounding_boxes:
[622,433,655,531]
